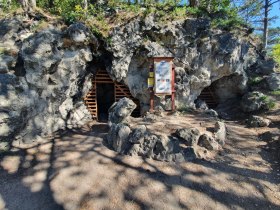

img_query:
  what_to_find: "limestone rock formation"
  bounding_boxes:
[0,14,277,146]
[129,134,181,161]
[107,123,132,153]
[214,121,226,146]
[128,125,147,144]
[198,134,219,151]
[0,19,97,145]
[106,99,227,161]
[195,99,209,110]
[266,73,280,91]
[106,99,182,161]
[106,15,259,109]
[175,128,200,146]
[241,91,267,112]
[247,115,271,127]
[205,109,219,117]
[254,58,277,75]
[108,97,137,126]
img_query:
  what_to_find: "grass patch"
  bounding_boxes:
[270,90,280,96]
[177,105,194,113]
[0,1,249,39]
[260,95,276,110]
[0,47,17,56]
[0,47,5,55]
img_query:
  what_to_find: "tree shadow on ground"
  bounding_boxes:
[0,122,279,210]
[0,138,64,210]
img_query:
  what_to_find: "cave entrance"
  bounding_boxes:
[97,83,115,121]
[197,85,218,109]
[84,70,140,121]
[197,74,246,110]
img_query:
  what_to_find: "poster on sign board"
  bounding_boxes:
[154,60,172,94]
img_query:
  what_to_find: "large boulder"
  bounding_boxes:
[195,99,208,110]
[129,134,159,158]
[182,147,198,161]
[107,123,132,154]
[266,73,280,91]
[241,91,267,112]
[198,134,219,151]
[214,121,226,146]
[128,133,180,161]
[108,97,137,126]
[175,128,200,146]
[205,109,219,117]
[246,115,271,127]
[254,58,276,75]
[128,125,147,144]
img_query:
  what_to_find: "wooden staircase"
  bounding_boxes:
[84,80,98,120]
[95,70,114,84]
[84,70,141,120]
[198,86,218,109]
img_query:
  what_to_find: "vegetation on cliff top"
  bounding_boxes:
[0,0,248,37]
[0,0,279,63]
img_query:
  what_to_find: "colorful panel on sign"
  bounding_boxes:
[154,61,172,94]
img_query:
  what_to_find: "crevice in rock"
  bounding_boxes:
[14,53,26,76]
[48,61,60,74]
[48,77,57,85]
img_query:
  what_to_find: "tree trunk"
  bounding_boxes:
[189,0,199,7]
[263,0,269,49]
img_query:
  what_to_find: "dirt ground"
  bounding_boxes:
[0,111,279,210]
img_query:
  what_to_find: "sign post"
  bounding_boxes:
[148,64,155,112]
[148,57,175,112]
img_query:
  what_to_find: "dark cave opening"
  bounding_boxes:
[97,83,115,122]
[196,85,219,109]
[196,74,246,110]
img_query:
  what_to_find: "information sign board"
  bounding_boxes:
[154,60,172,94]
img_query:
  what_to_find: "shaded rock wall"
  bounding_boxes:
[0,19,96,144]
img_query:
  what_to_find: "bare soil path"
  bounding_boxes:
[0,113,279,210]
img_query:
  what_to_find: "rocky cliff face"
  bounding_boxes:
[0,19,97,145]
[0,15,276,146]
[106,15,271,110]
